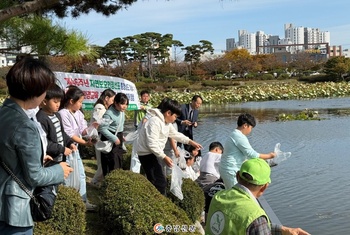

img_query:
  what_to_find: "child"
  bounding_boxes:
[219,113,276,189]
[98,92,128,176]
[196,141,224,188]
[182,148,200,181]
[134,90,152,129]
[136,98,202,195]
[36,83,77,166]
[58,85,96,210]
[91,89,116,185]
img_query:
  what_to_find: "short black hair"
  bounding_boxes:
[45,83,64,100]
[237,113,256,127]
[209,142,224,152]
[192,95,203,102]
[140,90,150,96]
[6,57,55,101]
[159,99,181,116]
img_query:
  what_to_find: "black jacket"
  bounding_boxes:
[36,109,74,158]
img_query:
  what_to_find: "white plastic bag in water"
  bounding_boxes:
[268,143,292,166]
[170,165,185,200]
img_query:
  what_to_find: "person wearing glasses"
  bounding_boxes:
[219,113,276,189]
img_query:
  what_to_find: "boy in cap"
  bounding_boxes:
[205,158,310,235]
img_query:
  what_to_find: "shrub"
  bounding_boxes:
[168,80,190,88]
[166,177,205,223]
[261,73,275,80]
[34,185,86,235]
[99,170,201,235]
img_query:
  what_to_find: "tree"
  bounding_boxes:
[324,56,350,80]
[0,0,138,23]
[224,48,256,77]
[0,16,95,62]
[183,40,214,76]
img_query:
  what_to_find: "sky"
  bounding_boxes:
[57,0,350,55]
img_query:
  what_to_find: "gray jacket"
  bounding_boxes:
[0,98,64,227]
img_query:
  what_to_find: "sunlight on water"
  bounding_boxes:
[193,98,350,234]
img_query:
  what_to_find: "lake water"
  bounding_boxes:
[193,97,350,235]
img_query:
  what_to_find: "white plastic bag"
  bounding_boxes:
[170,165,185,200]
[268,143,292,166]
[177,148,190,170]
[65,151,80,191]
[130,146,141,173]
[95,140,113,154]
[124,130,139,144]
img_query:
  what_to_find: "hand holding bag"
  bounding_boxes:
[95,114,122,154]
[0,161,57,222]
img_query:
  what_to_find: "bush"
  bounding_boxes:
[168,80,190,88]
[166,177,205,223]
[99,170,200,235]
[261,73,275,80]
[34,185,86,235]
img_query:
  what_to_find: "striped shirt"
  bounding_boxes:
[49,114,64,147]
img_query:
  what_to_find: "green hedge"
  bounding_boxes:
[166,177,205,223]
[34,185,86,235]
[98,169,201,235]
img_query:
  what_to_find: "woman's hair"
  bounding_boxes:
[114,93,129,105]
[60,85,84,108]
[237,113,256,127]
[6,57,55,101]
[94,89,116,108]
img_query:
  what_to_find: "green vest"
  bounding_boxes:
[205,185,270,235]
[134,102,152,126]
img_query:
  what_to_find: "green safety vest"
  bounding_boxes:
[134,102,152,126]
[205,186,270,235]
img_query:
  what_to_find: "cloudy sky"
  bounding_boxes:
[57,0,350,54]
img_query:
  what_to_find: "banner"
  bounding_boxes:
[54,72,139,110]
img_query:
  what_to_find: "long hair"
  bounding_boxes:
[94,89,116,108]
[60,85,84,109]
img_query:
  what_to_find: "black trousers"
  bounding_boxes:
[138,153,167,195]
[178,129,193,151]
[101,145,124,176]
[100,132,124,176]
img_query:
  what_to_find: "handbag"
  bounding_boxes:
[0,161,57,222]
[95,114,123,154]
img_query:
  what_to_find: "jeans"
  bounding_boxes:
[0,222,33,235]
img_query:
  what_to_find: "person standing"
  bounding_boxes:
[90,89,116,185]
[176,95,203,151]
[0,57,72,234]
[136,99,202,195]
[98,93,128,176]
[219,113,276,189]
[59,86,96,210]
[36,83,77,166]
[206,158,310,235]
[134,90,152,130]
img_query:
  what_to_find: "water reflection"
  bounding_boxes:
[194,97,350,235]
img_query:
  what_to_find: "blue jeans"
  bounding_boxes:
[66,151,87,202]
[0,221,32,235]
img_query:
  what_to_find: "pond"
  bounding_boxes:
[193,97,350,234]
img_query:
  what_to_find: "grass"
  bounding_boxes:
[83,158,105,235]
